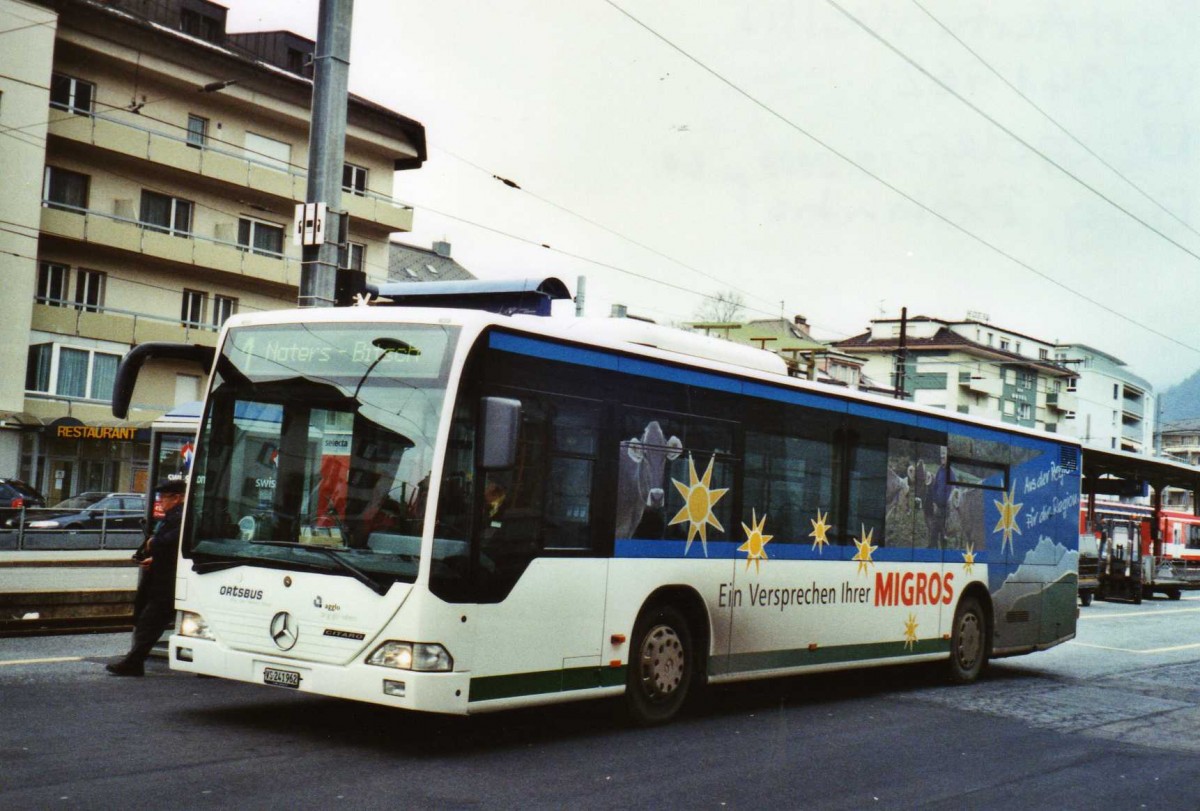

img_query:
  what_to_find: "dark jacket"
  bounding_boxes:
[145,505,182,596]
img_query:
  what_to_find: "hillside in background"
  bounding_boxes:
[1160,369,1200,423]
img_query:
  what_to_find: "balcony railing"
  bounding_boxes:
[39,202,301,287]
[47,108,414,232]
[1046,391,1077,412]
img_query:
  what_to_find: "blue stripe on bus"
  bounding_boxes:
[614,539,988,564]
[489,331,1072,450]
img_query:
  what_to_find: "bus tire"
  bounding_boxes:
[626,604,693,726]
[947,595,987,684]
[1168,589,1182,601]
[1079,590,1093,607]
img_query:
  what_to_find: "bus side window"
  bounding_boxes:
[1189,524,1200,550]
[743,430,834,547]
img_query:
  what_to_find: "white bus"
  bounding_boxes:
[114,279,1081,724]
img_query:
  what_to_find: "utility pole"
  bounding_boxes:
[298,0,353,308]
[895,307,909,400]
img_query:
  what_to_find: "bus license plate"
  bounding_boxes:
[263,667,301,689]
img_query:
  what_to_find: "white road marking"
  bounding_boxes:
[1079,607,1200,620]
[0,656,84,667]
[1072,642,1200,654]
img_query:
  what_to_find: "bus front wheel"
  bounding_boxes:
[626,604,693,726]
[948,596,987,684]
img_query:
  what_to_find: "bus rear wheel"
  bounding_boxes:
[626,604,693,726]
[948,596,987,684]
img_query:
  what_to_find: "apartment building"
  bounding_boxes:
[1053,344,1156,454]
[833,315,1073,431]
[705,314,873,389]
[0,0,425,502]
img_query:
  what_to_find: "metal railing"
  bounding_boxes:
[54,108,414,213]
[2,507,146,552]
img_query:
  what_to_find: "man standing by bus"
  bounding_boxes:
[107,479,185,677]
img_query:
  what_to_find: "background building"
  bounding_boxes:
[834,315,1072,431]
[388,239,475,283]
[1052,344,1156,455]
[0,0,425,501]
[699,314,874,389]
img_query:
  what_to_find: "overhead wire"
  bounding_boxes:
[909,0,1200,245]
[823,0,1200,265]
[601,0,1200,359]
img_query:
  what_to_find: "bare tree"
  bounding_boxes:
[693,290,746,324]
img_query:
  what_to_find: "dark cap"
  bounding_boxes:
[155,479,187,495]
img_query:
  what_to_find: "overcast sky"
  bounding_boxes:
[225,0,1200,390]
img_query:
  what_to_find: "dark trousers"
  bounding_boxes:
[123,587,174,666]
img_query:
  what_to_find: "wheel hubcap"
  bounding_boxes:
[956,613,982,670]
[638,623,684,701]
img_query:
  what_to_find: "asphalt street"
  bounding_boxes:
[2,596,1199,810]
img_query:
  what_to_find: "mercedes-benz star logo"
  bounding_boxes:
[270,611,298,651]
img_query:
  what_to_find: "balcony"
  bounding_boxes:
[1121,391,1145,419]
[47,109,414,233]
[957,371,1001,397]
[39,204,300,287]
[1046,391,1077,412]
[30,301,221,347]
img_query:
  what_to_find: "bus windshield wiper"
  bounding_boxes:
[192,559,247,574]
[250,541,389,596]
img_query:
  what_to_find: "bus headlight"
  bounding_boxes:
[179,611,215,640]
[366,641,453,672]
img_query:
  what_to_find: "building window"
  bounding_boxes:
[286,48,309,74]
[237,217,284,257]
[182,289,207,327]
[999,338,1010,352]
[180,9,222,43]
[49,73,93,115]
[140,190,193,236]
[212,295,237,328]
[342,162,368,196]
[43,166,89,212]
[25,344,120,401]
[25,344,51,392]
[1039,348,1049,360]
[36,263,70,306]
[74,269,105,313]
[1066,376,1078,392]
[1017,402,1032,421]
[186,114,208,149]
[341,241,365,272]
[1065,411,1076,420]
[1113,383,1120,399]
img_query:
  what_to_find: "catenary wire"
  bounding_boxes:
[601,0,1200,358]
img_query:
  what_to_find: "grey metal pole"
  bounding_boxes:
[299,0,353,308]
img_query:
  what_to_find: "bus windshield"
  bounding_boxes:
[184,322,459,592]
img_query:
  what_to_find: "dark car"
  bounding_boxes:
[0,478,47,522]
[7,491,145,530]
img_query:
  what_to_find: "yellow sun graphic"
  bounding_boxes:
[962,543,976,575]
[669,454,729,556]
[903,613,919,650]
[738,510,773,573]
[809,508,832,554]
[852,525,877,576]
[993,486,1023,555]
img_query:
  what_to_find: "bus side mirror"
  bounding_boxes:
[479,397,521,470]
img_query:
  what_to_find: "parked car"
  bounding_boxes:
[6,491,145,530]
[0,478,47,525]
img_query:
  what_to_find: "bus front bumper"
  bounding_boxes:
[169,635,472,715]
